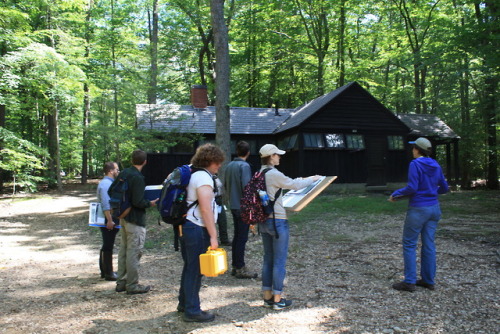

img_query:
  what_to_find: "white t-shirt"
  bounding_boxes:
[186,169,218,227]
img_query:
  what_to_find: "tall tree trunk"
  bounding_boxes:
[0,39,6,190]
[81,0,94,185]
[210,0,231,167]
[337,0,346,87]
[475,1,499,189]
[0,104,5,191]
[484,76,498,189]
[147,0,159,104]
[48,103,62,191]
[111,0,121,165]
[459,43,472,188]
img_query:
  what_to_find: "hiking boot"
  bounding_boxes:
[176,304,184,313]
[263,298,274,308]
[416,280,435,290]
[126,284,151,295]
[392,281,416,292]
[115,283,126,293]
[233,267,258,279]
[273,298,292,310]
[183,311,215,323]
[105,272,118,281]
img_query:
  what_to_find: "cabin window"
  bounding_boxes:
[303,133,324,148]
[346,134,365,149]
[325,133,345,148]
[279,134,298,150]
[388,136,404,150]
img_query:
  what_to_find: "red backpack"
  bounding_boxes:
[241,168,282,226]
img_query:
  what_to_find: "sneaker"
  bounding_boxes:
[234,267,258,279]
[126,284,151,295]
[273,298,292,310]
[176,304,184,313]
[392,281,416,292]
[183,311,215,323]
[263,298,274,308]
[416,280,435,290]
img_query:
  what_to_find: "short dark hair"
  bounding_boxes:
[413,145,431,157]
[103,162,116,174]
[236,141,250,157]
[191,143,225,168]
[132,149,147,165]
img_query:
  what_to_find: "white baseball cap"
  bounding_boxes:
[409,137,432,151]
[259,144,286,157]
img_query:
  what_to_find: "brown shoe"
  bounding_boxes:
[234,266,258,279]
[416,280,435,290]
[392,281,416,292]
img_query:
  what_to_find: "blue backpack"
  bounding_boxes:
[158,165,197,226]
[158,165,215,250]
[108,173,131,219]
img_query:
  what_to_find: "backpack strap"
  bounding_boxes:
[262,167,282,239]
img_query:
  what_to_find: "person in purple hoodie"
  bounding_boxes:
[389,137,449,292]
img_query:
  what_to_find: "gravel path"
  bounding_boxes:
[0,188,499,334]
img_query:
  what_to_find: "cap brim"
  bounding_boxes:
[276,149,286,155]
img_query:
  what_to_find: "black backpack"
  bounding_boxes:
[108,173,131,219]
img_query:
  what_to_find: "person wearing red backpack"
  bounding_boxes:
[258,144,321,310]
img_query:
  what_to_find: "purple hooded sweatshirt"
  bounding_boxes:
[391,157,449,207]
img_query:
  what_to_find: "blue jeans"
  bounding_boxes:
[402,204,441,284]
[260,218,289,295]
[178,220,210,316]
[231,209,250,269]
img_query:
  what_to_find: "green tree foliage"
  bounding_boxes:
[0,0,497,190]
[0,127,48,193]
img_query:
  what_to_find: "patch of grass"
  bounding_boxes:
[291,193,407,224]
[0,195,54,203]
[441,191,500,215]
[363,236,379,243]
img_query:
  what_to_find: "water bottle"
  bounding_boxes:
[258,190,269,206]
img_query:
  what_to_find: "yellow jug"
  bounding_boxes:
[199,247,227,277]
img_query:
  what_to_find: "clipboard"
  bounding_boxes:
[282,176,337,212]
[88,202,106,227]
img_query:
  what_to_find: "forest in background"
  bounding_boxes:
[0,0,498,192]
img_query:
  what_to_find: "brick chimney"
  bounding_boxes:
[191,85,208,108]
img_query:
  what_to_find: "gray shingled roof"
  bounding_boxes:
[398,114,460,139]
[274,82,354,134]
[136,104,294,135]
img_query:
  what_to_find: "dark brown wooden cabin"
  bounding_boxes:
[137,82,459,188]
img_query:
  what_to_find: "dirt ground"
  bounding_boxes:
[0,185,499,334]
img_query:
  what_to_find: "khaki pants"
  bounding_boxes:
[116,221,146,290]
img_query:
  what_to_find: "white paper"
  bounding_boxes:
[88,202,106,227]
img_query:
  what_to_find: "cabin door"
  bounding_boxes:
[365,136,387,186]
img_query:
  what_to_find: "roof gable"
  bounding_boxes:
[275,81,409,134]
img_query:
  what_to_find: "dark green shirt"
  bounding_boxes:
[119,166,151,226]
